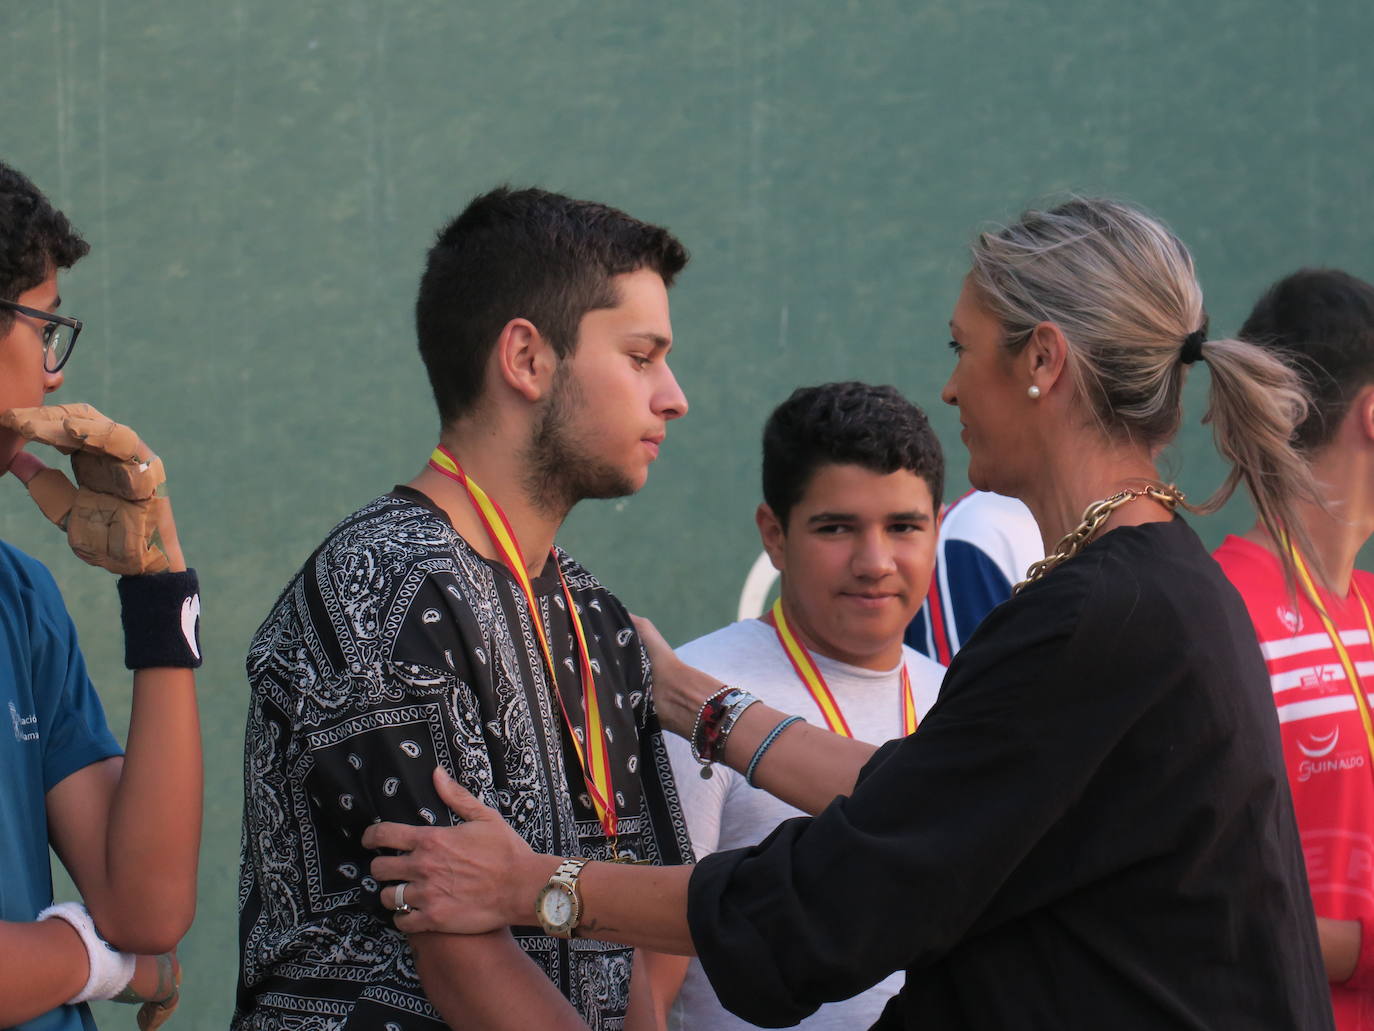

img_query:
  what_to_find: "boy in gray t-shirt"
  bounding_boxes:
[656,381,947,1031]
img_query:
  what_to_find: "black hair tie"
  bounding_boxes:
[1180,329,1206,365]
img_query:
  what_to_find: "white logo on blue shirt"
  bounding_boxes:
[9,700,38,742]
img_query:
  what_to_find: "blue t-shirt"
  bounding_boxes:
[0,539,122,1031]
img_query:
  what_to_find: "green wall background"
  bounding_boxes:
[2,1,1371,1026]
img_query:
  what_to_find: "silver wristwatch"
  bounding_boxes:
[535,857,588,938]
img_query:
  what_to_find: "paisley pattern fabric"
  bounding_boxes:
[234,488,692,1030]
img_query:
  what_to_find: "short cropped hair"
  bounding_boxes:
[415,186,688,426]
[1238,268,1374,454]
[761,382,944,528]
[0,162,89,329]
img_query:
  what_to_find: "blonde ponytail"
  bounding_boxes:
[1192,336,1322,583]
[969,197,1323,582]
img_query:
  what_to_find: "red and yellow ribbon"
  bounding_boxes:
[429,445,618,840]
[769,598,917,738]
[1284,531,1374,783]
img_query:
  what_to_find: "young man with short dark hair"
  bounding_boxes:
[1214,268,1374,1030]
[0,162,202,1030]
[235,186,695,1030]
[658,381,948,1030]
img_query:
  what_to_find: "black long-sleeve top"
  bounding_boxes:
[689,518,1333,1030]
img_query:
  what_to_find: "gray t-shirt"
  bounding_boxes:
[666,618,945,1031]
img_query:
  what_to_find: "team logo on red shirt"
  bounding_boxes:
[1296,725,1366,782]
[1297,727,1340,758]
[1277,604,1303,634]
[1299,665,1340,694]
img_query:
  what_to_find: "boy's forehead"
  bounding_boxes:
[794,462,936,512]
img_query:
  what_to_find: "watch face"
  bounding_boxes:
[540,885,574,927]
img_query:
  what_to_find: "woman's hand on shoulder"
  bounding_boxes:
[631,614,723,739]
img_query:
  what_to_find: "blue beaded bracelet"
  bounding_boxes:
[745,714,804,787]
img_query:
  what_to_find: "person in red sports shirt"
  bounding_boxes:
[1215,268,1374,1030]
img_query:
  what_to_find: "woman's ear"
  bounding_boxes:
[1025,321,1070,397]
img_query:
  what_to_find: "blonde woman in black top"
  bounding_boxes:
[363,198,1334,1031]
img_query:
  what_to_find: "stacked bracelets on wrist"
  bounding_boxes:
[689,686,760,778]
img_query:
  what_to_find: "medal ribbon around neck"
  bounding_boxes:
[428,445,618,840]
[769,598,917,738]
[1282,530,1374,782]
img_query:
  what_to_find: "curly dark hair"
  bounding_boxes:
[0,161,89,330]
[1239,268,1374,454]
[762,381,944,527]
[415,186,688,427]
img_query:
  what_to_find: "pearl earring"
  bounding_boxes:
[1027,385,1041,400]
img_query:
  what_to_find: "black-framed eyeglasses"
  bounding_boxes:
[0,299,82,373]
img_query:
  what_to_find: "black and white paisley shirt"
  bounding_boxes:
[234,488,692,1031]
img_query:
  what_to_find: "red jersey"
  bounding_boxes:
[1216,534,1374,1030]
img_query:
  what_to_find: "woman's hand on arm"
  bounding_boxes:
[362,767,696,955]
[364,767,557,935]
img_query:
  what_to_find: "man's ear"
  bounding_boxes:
[492,318,559,403]
[756,503,787,573]
[1024,321,1071,397]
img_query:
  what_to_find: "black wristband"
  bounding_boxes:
[117,569,202,670]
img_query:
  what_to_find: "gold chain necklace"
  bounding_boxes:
[1013,484,1186,594]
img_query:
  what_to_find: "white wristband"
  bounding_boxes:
[37,902,136,1004]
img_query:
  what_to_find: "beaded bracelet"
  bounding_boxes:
[745,715,804,787]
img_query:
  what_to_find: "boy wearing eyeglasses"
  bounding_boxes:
[0,161,202,1030]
